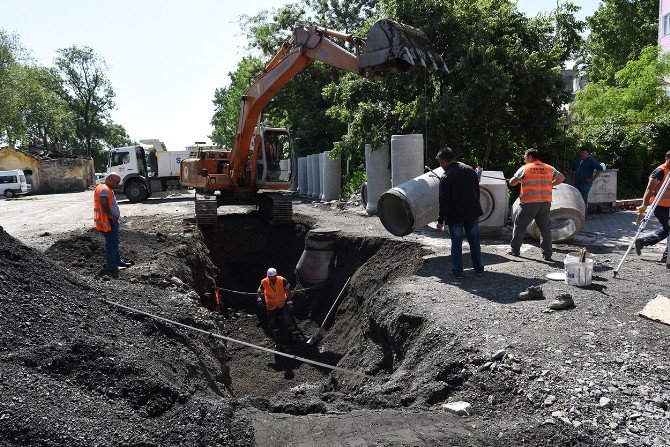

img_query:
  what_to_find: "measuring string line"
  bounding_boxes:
[104,299,379,381]
[215,284,323,296]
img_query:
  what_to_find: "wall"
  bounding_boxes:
[661,0,670,55]
[0,148,41,191]
[39,158,95,193]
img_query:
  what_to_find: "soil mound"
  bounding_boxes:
[0,226,249,446]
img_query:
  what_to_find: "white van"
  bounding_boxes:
[0,169,32,198]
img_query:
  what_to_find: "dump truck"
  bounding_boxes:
[107,139,191,202]
[180,19,448,225]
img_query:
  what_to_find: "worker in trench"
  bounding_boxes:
[257,268,296,349]
[93,172,133,277]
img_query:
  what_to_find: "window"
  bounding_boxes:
[19,174,26,183]
[0,175,17,184]
[665,13,670,36]
[110,151,130,167]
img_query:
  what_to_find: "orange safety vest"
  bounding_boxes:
[93,184,114,232]
[260,276,287,310]
[519,161,554,204]
[650,164,670,207]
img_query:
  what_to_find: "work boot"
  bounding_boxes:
[548,293,574,310]
[518,286,544,301]
[635,238,644,256]
[272,330,283,350]
[542,253,553,262]
[507,248,520,257]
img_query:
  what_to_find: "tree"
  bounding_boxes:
[54,46,115,157]
[582,0,660,85]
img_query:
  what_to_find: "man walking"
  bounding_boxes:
[634,150,670,263]
[435,147,484,278]
[572,148,603,209]
[93,173,132,275]
[257,268,295,348]
[508,148,565,261]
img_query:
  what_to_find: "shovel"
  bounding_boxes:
[306,277,351,346]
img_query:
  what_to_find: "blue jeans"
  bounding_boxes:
[448,218,484,274]
[102,220,123,268]
[641,205,669,256]
[266,306,293,331]
[577,183,591,209]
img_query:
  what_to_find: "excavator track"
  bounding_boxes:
[195,192,218,226]
[261,194,293,225]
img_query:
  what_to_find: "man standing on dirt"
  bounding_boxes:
[435,147,484,278]
[508,148,565,261]
[572,148,603,210]
[634,150,670,263]
[93,172,132,274]
[257,268,294,348]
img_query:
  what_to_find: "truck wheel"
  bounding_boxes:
[4,189,16,198]
[125,182,148,203]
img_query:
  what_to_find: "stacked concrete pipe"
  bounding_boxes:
[298,157,308,195]
[306,155,315,197]
[321,151,342,201]
[364,143,391,215]
[378,167,444,236]
[319,152,326,200]
[391,134,424,187]
[511,183,585,242]
[312,153,322,199]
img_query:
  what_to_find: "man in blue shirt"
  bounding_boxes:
[573,149,604,209]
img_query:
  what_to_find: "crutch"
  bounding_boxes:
[613,172,670,278]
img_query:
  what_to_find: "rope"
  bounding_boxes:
[103,300,380,381]
[215,284,323,296]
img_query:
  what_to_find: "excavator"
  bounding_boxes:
[179,19,448,225]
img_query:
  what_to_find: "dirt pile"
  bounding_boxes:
[0,225,250,446]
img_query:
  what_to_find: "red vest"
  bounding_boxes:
[93,184,114,232]
[650,164,670,207]
[260,276,287,310]
[519,161,553,204]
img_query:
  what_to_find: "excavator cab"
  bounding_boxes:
[358,19,448,79]
[254,127,293,187]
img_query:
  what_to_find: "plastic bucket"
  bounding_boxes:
[564,258,594,286]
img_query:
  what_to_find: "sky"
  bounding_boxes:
[0,0,601,150]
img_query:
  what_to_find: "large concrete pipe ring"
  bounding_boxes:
[391,134,424,187]
[478,171,508,236]
[378,167,444,236]
[296,229,340,284]
[306,154,315,197]
[312,153,322,199]
[298,157,308,196]
[364,143,391,215]
[321,151,342,201]
[512,183,585,242]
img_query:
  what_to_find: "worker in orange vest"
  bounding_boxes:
[634,150,670,262]
[93,172,133,275]
[257,267,294,348]
[508,148,565,261]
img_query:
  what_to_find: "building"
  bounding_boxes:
[0,147,95,193]
[661,0,670,55]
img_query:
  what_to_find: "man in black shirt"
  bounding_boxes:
[435,148,484,278]
[635,150,670,262]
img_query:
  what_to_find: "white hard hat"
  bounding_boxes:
[267,267,277,277]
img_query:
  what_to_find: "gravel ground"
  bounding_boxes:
[0,192,668,446]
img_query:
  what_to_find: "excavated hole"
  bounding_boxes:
[198,211,448,414]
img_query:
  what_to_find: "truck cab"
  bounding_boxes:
[107,145,151,202]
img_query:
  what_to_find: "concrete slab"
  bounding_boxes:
[638,295,670,325]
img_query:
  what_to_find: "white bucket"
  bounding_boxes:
[564,258,594,286]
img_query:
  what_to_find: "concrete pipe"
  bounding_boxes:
[378,167,444,236]
[296,229,340,284]
[364,143,391,215]
[391,134,424,187]
[319,152,326,200]
[321,151,342,201]
[478,171,509,236]
[298,157,308,196]
[312,153,322,199]
[512,183,585,242]
[306,155,315,197]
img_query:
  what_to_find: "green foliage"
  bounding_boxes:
[582,0,660,85]
[571,46,670,197]
[341,168,366,199]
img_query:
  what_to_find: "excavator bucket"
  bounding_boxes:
[359,19,448,77]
